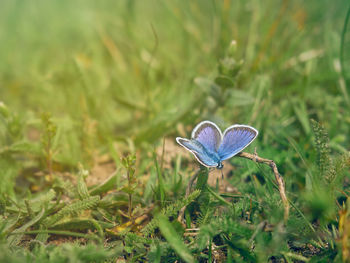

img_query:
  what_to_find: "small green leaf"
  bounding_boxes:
[44,196,100,226]
[89,173,118,196]
[7,141,40,154]
[214,75,234,88]
[8,208,45,246]
[77,165,90,199]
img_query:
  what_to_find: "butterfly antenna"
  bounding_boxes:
[221,169,224,179]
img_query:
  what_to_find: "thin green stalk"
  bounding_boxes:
[205,185,232,207]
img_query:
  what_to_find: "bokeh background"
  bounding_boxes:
[1,1,348,157]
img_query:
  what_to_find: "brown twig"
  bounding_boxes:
[178,152,289,224]
[237,152,289,222]
[178,151,290,224]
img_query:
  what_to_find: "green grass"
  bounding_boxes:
[1,0,350,262]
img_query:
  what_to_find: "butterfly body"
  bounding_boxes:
[176,121,258,168]
[187,139,222,168]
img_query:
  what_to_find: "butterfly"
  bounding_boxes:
[176,121,258,169]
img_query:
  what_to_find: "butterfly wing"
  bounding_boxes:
[191,121,222,152]
[176,137,219,167]
[218,125,258,161]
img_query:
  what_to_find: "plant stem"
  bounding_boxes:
[177,170,201,223]
[127,170,132,218]
[205,184,232,207]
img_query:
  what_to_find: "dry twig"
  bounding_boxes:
[178,151,289,224]
[237,152,289,222]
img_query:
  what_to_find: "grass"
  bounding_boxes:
[1,0,350,262]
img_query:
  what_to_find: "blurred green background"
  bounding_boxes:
[1,0,350,261]
[1,0,348,159]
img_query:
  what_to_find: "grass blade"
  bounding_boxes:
[157,214,195,263]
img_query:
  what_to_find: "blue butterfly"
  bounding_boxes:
[176,121,258,169]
